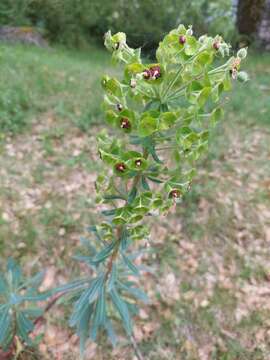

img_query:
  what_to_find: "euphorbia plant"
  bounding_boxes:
[0,25,248,358]
[65,25,247,353]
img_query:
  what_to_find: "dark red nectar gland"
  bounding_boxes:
[120,117,131,130]
[169,189,181,199]
[116,103,123,111]
[143,66,161,80]
[213,41,220,50]
[135,159,142,167]
[179,35,186,45]
[115,163,126,173]
[150,66,161,79]
[143,69,151,80]
[230,68,238,80]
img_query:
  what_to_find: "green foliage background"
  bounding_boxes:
[0,0,236,50]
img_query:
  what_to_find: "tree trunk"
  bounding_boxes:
[237,0,270,49]
[258,0,270,49]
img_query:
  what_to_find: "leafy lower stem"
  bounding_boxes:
[104,227,122,282]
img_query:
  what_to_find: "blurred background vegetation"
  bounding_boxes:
[0,0,269,134]
[0,0,268,51]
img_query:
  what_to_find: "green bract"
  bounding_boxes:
[70,25,248,351]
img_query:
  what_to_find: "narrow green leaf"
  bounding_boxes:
[0,275,7,294]
[78,303,93,356]
[101,209,117,216]
[53,279,89,294]
[110,289,132,335]
[141,176,150,191]
[0,307,12,346]
[148,147,163,164]
[121,253,139,276]
[105,320,117,347]
[108,264,117,292]
[118,281,149,303]
[7,258,22,288]
[91,241,116,265]
[147,176,163,184]
[16,312,33,345]
[23,291,51,302]
[19,271,44,291]
[90,286,106,341]
[103,194,126,201]
[120,227,129,251]
[128,187,137,204]
[70,276,103,327]
[20,312,34,333]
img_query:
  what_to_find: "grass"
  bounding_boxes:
[0,44,270,359]
[0,44,119,132]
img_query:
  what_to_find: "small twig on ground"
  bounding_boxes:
[130,335,145,360]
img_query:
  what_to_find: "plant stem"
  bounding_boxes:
[104,227,122,282]
[162,64,183,100]
[166,72,204,101]
[162,47,207,101]
[33,292,65,327]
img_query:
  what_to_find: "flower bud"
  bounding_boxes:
[237,47,247,59]
[237,71,249,82]
[179,35,186,45]
[198,35,207,43]
[186,26,193,36]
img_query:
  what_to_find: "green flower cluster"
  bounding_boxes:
[97,24,248,242]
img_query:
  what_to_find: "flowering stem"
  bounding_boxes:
[104,148,149,282]
[167,73,204,101]
[162,64,183,101]
[162,47,208,101]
